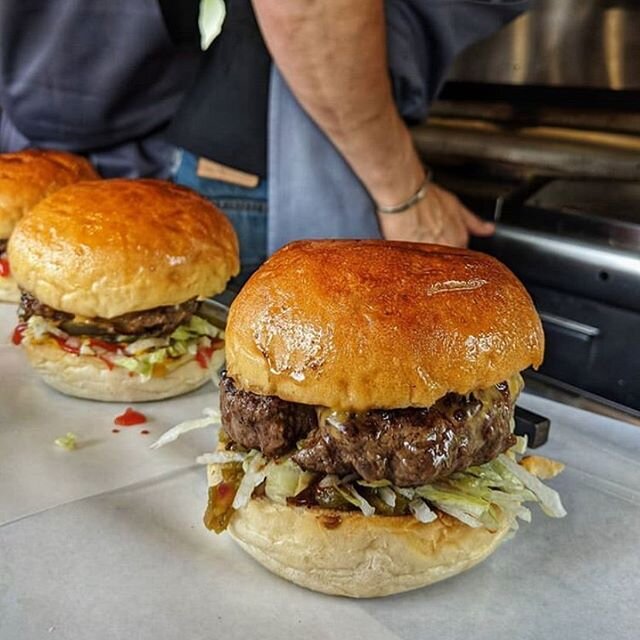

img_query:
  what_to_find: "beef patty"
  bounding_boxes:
[0,238,7,254]
[220,372,517,487]
[19,290,200,337]
[220,372,317,458]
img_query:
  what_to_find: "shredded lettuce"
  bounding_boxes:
[54,432,77,451]
[203,445,566,531]
[409,498,437,523]
[26,313,223,379]
[125,337,169,354]
[26,315,65,339]
[265,458,314,505]
[150,408,221,450]
[497,454,567,518]
[357,479,392,488]
[233,452,268,509]
[170,315,222,341]
[378,486,397,508]
[197,451,246,464]
[512,435,529,455]
[336,484,375,517]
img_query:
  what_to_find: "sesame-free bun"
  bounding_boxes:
[0,272,19,303]
[223,492,512,598]
[23,339,225,402]
[0,149,98,238]
[9,179,239,318]
[226,240,543,411]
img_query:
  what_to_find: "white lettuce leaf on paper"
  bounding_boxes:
[151,407,221,450]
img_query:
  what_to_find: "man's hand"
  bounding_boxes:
[377,182,495,246]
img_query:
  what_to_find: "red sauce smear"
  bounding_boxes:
[0,258,10,277]
[114,407,147,427]
[89,338,122,353]
[52,335,80,355]
[97,355,114,370]
[195,340,223,369]
[216,482,234,500]
[11,323,27,345]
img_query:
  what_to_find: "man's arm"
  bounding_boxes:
[252,0,493,245]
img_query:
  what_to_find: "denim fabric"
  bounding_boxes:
[172,149,268,294]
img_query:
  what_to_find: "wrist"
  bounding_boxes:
[363,123,427,208]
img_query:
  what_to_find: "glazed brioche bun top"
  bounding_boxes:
[8,179,239,318]
[226,240,543,411]
[0,149,98,238]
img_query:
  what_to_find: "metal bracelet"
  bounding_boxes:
[376,170,432,215]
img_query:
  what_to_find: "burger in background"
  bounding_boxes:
[204,240,566,598]
[0,149,98,302]
[9,179,239,401]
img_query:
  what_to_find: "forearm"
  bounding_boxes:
[252,0,424,206]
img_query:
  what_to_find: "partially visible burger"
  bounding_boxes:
[204,240,566,598]
[9,179,239,401]
[0,149,98,302]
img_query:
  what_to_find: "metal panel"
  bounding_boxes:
[449,0,640,90]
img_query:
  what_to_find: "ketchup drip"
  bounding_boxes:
[114,407,147,427]
[11,323,27,345]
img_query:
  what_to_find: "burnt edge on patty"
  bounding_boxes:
[219,371,516,487]
[19,289,200,338]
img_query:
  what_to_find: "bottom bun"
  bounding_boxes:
[23,340,224,402]
[0,274,19,303]
[225,495,512,598]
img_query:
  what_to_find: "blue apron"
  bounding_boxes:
[266,0,530,253]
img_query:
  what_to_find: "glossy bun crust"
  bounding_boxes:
[225,494,512,598]
[9,179,239,318]
[226,240,543,411]
[0,149,98,239]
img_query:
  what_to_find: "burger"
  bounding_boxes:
[9,179,239,401]
[203,240,566,598]
[0,149,98,302]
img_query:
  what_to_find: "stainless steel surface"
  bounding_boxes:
[539,312,600,339]
[198,298,229,330]
[413,124,640,180]
[489,225,640,312]
[524,374,640,426]
[523,179,640,250]
[449,0,640,90]
[431,100,640,136]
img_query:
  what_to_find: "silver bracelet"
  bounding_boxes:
[376,169,432,215]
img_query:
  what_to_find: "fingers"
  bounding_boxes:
[461,206,495,237]
[430,186,467,246]
[376,183,492,248]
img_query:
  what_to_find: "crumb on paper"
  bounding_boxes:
[54,432,77,451]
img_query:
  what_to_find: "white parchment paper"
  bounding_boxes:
[0,308,219,525]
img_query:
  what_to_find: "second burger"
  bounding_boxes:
[9,179,239,401]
